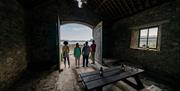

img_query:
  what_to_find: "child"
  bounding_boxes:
[74,43,81,68]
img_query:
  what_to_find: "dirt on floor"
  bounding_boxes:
[7,55,172,91]
[7,55,95,91]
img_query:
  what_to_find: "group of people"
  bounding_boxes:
[62,40,96,68]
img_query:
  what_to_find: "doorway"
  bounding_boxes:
[58,22,93,69]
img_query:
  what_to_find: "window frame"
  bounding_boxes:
[138,26,159,49]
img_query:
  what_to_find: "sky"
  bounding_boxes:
[60,23,93,41]
[140,27,158,37]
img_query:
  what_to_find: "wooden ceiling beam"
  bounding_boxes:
[110,0,124,17]
[86,3,97,12]
[132,0,144,10]
[94,0,118,16]
[96,1,114,17]
[93,0,103,11]
[87,0,97,10]
[95,0,114,17]
[121,0,133,14]
[102,3,115,17]
[137,0,144,10]
[93,0,106,16]
[115,0,128,15]
[95,0,109,11]
[106,0,120,17]
[128,0,137,12]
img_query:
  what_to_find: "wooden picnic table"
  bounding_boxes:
[80,65,145,91]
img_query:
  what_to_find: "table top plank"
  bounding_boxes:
[80,66,122,77]
[80,66,144,90]
[82,69,123,83]
[85,69,143,90]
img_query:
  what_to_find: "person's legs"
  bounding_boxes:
[86,55,89,67]
[67,56,70,68]
[77,57,80,67]
[82,55,85,67]
[75,57,77,67]
[91,52,95,64]
[64,57,66,68]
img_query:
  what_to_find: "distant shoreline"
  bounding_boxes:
[60,41,92,45]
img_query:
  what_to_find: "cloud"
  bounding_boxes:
[60,23,93,40]
[71,27,83,32]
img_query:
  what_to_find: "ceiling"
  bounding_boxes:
[86,0,172,20]
[17,0,172,20]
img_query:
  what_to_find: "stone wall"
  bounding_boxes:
[0,0,26,90]
[103,1,180,89]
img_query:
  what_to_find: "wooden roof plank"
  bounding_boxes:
[115,0,129,15]
[96,0,109,10]
[110,0,124,17]
[121,0,133,14]
[103,3,115,17]
[128,0,137,12]
[106,0,121,17]
[96,0,114,17]
[93,0,108,16]
[137,0,144,10]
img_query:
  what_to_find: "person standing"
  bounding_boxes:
[74,43,81,68]
[62,41,70,68]
[82,41,90,67]
[90,40,96,64]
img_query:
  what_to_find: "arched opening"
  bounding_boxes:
[61,21,94,29]
[58,22,93,69]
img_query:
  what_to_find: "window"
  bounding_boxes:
[139,26,159,49]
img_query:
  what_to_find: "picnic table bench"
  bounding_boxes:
[80,65,145,91]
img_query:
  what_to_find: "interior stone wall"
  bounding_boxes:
[103,1,180,90]
[0,0,27,90]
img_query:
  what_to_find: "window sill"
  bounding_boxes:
[131,48,160,51]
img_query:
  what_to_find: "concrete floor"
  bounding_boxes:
[7,55,171,91]
[56,55,96,91]
[7,55,96,91]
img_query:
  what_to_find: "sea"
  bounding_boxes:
[60,41,92,45]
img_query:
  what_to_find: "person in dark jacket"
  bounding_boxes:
[82,41,90,67]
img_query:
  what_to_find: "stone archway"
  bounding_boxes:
[61,20,94,29]
[59,20,103,64]
[58,21,94,69]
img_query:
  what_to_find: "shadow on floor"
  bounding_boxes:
[7,66,59,91]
